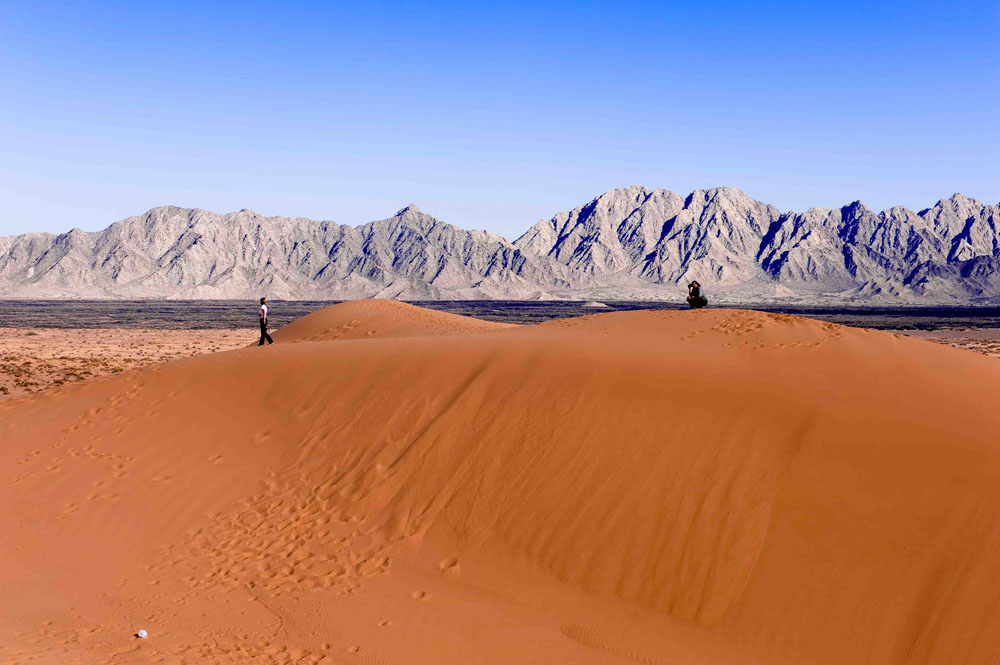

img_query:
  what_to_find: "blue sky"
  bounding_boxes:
[1,0,997,238]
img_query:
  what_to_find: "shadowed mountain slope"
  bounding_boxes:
[515,187,1000,302]
[2,188,998,301]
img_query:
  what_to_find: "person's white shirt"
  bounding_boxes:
[260,304,268,320]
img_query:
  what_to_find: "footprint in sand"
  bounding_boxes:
[438,557,461,581]
[19,450,41,464]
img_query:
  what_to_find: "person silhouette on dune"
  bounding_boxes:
[258,297,274,346]
[686,281,708,309]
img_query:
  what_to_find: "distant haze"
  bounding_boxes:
[1,2,997,237]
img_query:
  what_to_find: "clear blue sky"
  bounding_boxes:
[1,0,997,238]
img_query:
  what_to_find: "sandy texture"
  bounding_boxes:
[3,301,1000,664]
[0,328,250,400]
[272,299,515,343]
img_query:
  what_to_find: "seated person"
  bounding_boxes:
[686,281,708,309]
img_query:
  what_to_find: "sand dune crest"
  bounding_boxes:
[271,298,513,343]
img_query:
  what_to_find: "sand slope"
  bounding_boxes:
[271,299,513,343]
[3,302,1000,664]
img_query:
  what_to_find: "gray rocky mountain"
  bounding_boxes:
[515,186,1000,303]
[1,188,998,302]
[0,205,582,300]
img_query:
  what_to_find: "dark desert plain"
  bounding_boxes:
[3,299,1000,664]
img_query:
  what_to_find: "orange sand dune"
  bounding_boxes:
[3,302,1000,664]
[272,298,513,342]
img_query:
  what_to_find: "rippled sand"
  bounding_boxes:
[4,301,1000,664]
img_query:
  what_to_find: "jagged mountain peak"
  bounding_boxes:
[841,200,873,215]
[142,205,202,217]
[395,204,423,216]
[593,185,652,199]
[1,188,998,302]
[923,192,989,213]
[687,185,751,202]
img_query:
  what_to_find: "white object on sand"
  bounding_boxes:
[137,629,148,639]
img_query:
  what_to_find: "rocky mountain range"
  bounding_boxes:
[2,187,998,302]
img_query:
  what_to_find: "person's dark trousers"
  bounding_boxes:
[259,320,274,345]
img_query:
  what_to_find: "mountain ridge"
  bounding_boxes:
[2,187,998,302]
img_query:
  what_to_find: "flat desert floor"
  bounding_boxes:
[3,301,1000,664]
[0,329,250,400]
[897,328,1000,359]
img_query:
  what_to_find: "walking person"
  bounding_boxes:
[258,297,274,346]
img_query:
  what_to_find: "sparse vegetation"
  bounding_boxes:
[0,327,247,400]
